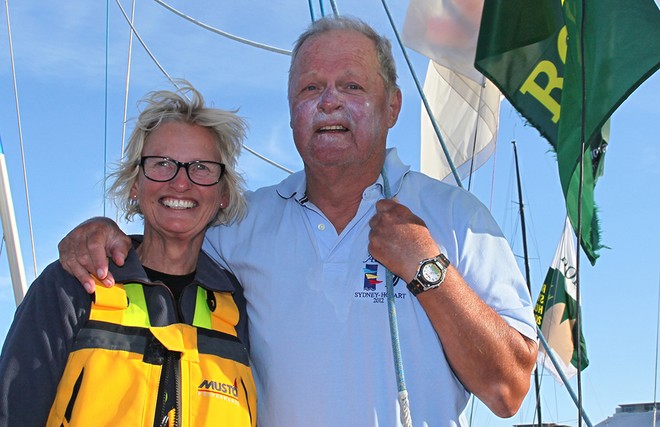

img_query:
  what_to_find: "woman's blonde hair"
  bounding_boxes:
[107,81,247,226]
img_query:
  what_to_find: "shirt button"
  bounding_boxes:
[318,223,326,231]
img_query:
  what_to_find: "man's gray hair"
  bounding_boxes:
[289,16,399,94]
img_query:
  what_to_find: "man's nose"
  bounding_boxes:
[318,86,342,112]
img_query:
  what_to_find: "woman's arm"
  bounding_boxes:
[0,261,92,425]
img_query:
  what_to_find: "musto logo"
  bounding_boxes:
[198,379,239,404]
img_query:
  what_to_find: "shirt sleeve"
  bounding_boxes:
[0,261,92,425]
[454,198,538,341]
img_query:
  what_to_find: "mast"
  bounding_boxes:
[0,137,27,306]
[512,141,542,427]
[654,274,660,427]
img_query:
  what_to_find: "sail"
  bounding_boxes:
[418,61,499,184]
[402,0,501,184]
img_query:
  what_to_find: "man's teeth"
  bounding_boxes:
[161,198,196,209]
[319,125,347,131]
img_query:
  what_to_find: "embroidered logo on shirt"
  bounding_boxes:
[363,264,382,290]
[355,255,407,303]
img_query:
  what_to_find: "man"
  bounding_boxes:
[59,16,538,426]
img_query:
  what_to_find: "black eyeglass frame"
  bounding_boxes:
[139,156,226,187]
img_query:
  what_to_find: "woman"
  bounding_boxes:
[0,82,256,426]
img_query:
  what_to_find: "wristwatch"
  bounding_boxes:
[407,253,450,296]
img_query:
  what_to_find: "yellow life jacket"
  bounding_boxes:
[47,282,257,427]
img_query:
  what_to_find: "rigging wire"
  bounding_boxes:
[114,0,179,88]
[153,0,292,56]
[512,141,543,427]
[307,0,315,22]
[115,0,293,175]
[120,0,136,159]
[104,0,110,216]
[381,168,413,427]
[4,0,37,279]
[242,146,293,174]
[328,0,339,17]
[466,81,485,192]
[379,0,463,188]
[115,0,137,223]
[487,137,497,211]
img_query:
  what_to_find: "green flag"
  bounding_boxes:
[475,0,660,264]
[534,217,588,381]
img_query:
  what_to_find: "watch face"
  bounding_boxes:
[421,262,443,284]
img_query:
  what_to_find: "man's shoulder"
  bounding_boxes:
[403,170,479,204]
[245,171,306,207]
[400,170,496,231]
[205,172,304,241]
[244,183,278,203]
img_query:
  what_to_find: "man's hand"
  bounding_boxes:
[57,217,131,293]
[368,199,440,282]
[371,199,538,416]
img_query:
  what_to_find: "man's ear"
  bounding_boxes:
[387,88,403,128]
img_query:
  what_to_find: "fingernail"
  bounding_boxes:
[97,269,105,278]
[83,281,95,294]
[102,278,114,287]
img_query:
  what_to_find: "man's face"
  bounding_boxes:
[288,29,402,172]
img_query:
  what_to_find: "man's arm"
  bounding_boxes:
[58,217,132,293]
[368,199,538,417]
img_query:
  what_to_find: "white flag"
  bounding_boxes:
[420,61,500,184]
[402,0,501,184]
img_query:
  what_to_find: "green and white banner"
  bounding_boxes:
[475,0,660,265]
[534,217,588,382]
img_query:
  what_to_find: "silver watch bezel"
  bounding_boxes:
[407,253,450,296]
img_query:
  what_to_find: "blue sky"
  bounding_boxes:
[0,1,658,426]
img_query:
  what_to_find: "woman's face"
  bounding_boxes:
[131,121,228,244]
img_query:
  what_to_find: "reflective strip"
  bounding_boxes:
[90,284,151,328]
[71,320,152,354]
[74,321,249,365]
[197,328,250,366]
[123,284,151,327]
[193,287,213,329]
[192,288,239,337]
[92,283,236,336]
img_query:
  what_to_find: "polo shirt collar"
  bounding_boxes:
[378,147,410,198]
[274,147,411,203]
[275,170,307,202]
